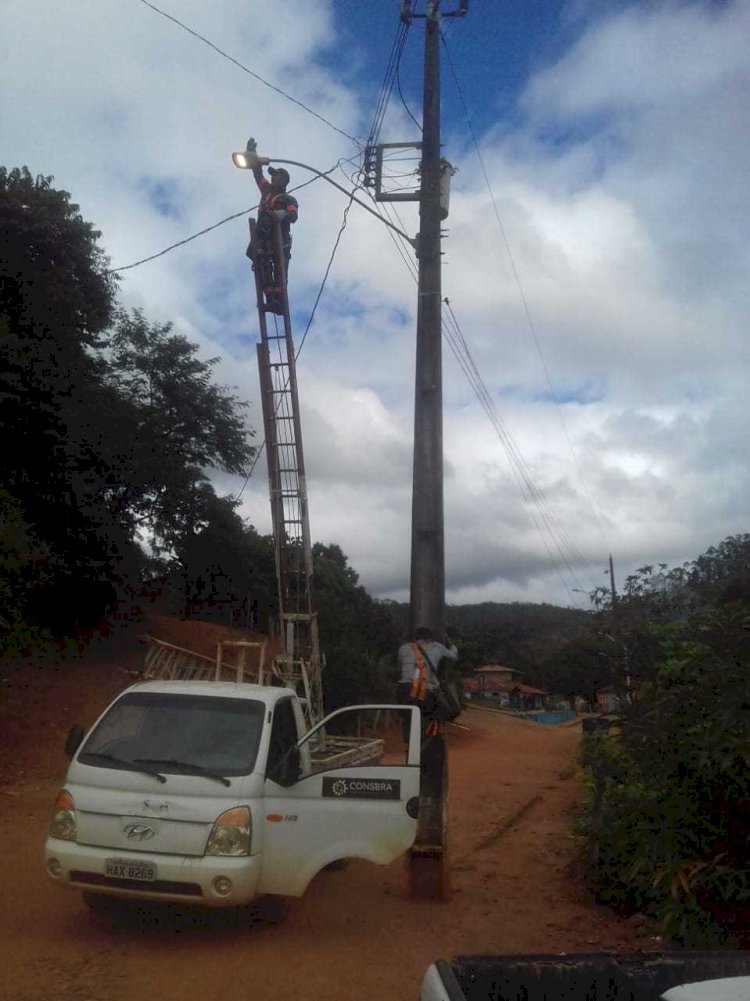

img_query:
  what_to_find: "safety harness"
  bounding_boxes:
[409,643,440,737]
[409,642,428,701]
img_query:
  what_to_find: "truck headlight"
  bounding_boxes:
[206,807,252,857]
[49,789,77,842]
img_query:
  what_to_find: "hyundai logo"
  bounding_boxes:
[123,823,155,841]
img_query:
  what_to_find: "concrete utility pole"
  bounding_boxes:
[409,0,445,638]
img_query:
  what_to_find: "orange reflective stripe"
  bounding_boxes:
[409,643,427,700]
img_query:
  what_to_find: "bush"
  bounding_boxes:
[579,606,750,946]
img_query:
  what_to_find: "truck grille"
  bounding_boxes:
[70,870,202,897]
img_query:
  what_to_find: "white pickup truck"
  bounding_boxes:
[45,680,421,916]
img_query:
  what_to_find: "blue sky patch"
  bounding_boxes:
[138,176,184,220]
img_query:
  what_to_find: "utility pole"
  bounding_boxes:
[608,552,631,698]
[410,0,445,638]
[364,1,466,639]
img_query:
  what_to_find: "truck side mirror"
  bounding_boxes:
[64,724,85,759]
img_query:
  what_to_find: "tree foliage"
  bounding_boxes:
[0,167,253,640]
[1,168,124,631]
[383,599,589,682]
[104,309,254,551]
[175,490,275,625]
[313,544,400,710]
[580,535,750,946]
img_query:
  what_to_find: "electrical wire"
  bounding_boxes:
[360,184,596,598]
[440,27,612,559]
[396,23,422,133]
[441,300,597,593]
[110,158,356,273]
[137,0,363,147]
[440,313,587,597]
[112,206,256,273]
[367,20,409,148]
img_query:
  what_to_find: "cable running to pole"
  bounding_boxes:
[440,28,611,557]
[111,158,358,273]
[137,0,363,147]
[363,185,594,598]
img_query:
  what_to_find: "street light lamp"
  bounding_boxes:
[231,138,260,170]
[232,150,256,170]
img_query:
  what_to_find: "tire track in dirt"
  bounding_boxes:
[7,950,125,1001]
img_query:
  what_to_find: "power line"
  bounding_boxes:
[440,28,612,558]
[234,18,414,499]
[360,185,595,599]
[367,20,409,148]
[137,0,363,147]
[111,160,354,273]
[396,22,422,133]
[441,299,597,594]
[111,206,253,273]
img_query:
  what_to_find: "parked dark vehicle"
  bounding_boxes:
[421,953,750,1001]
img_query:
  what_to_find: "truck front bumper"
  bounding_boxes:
[45,838,261,907]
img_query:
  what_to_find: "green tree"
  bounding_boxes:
[175,488,276,627]
[1,168,255,636]
[104,309,255,554]
[0,490,51,641]
[312,543,400,710]
[580,536,750,945]
[0,167,122,630]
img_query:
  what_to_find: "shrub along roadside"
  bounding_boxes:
[579,605,750,947]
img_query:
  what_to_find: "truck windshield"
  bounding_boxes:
[78,692,265,777]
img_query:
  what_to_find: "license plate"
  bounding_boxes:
[104,858,156,881]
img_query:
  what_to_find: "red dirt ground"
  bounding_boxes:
[0,620,650,1001]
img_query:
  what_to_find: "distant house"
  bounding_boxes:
[475,664,524,686]
[465,665,548,710]
[595,685,621,714]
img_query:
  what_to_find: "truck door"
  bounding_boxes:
[257,703,421,897]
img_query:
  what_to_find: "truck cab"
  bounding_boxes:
[45,680,421,910]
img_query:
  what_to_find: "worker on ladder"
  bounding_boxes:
[243,140,299,315]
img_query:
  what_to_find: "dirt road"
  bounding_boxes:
[0,636,646,1001]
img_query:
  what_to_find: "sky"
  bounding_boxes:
[2,0,748,610]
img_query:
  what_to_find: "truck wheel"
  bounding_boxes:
[251,895,291,926]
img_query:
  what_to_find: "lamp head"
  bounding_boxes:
[232,138,258,169]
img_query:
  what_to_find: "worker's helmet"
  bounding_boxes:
[269,167,290,188]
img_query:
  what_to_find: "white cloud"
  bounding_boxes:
[2,0,748,611]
